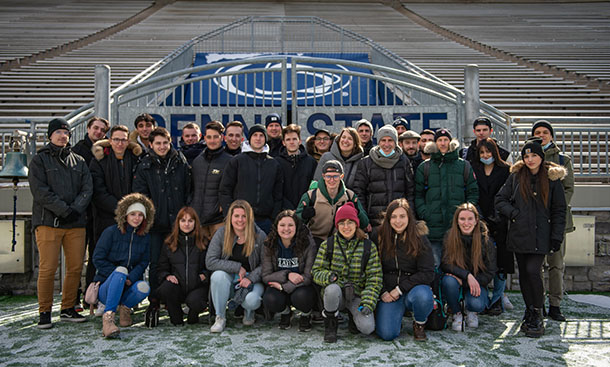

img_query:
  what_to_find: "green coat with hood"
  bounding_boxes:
[415,139,479,242]
[544,143,575,233]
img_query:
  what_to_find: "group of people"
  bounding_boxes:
[28,112,573,342]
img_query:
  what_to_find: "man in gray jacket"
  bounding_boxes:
[28,118,93,329]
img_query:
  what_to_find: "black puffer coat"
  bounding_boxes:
[178,139,206,166]
[133,148,191,233]
[495,161,567,255]
[276,145,317,210]
[353,146,415,227]
[190,146,232,225]
[441,233,497,288]
[157,233,209,294]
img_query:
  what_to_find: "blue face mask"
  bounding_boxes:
[480,156,495,165]
[379,149,395,157]
[543,142,552,150]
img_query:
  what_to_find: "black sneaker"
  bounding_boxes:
[279,311,292,330]
[145,305,159,328]
[38,311,53,329]
[298,314,312,332]
[60,308,86,323]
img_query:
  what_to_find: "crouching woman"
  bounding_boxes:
[93,193,155,338]
[312,202,382,343]
[375,198,435,341]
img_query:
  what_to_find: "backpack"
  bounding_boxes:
[325,235,372,278]
[425,269,449,330]
[422,159,472,192]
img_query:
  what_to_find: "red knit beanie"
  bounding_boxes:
[334,202,359,228]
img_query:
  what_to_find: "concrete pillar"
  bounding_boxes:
[464,64,479,145]
[95,65,111,120]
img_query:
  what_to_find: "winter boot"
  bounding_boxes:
[520,307,533,333]
[347,312,359,334]
[525,306,545,338]
[323,310,338,343]
[119,305,132,327]
[102,311,120,338]
[144,304,159,328]
[548,305,566,322]
[413,321,427,341]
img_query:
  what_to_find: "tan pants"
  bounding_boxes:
[544,236,566,307]
[201,222,223,247]
[35,226,86,313]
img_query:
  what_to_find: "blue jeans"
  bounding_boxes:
[98,267,150,313]
[489,273,506,308]
[210,270,264,319]
[441,275,488,314]
[375,285,434,341]
[429,240,443,268]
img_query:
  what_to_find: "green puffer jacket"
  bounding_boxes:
[544,143,575,233]
[312,234,382,312]
[415,140,479,241]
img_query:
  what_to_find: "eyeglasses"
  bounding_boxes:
[111,138,128,144]
[315,137,331,142]
[323,174,341,181]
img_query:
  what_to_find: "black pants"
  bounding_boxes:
[263,285,317,314]
[515,253,545,309]
[157,280,209,325]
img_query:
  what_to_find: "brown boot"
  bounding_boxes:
[102,311,120,338]
[119,305,132,327]
[413,321,427,341]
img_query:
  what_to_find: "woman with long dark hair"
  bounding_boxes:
[262,210,317,331]
[156,207,209,326]
[441,203,497,332]
[472,138,513,314]
[375,199,435,341]
[495,137,566,337]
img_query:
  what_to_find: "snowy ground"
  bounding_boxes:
[0,293,609,367]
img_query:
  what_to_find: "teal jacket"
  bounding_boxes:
[415,140,479,241]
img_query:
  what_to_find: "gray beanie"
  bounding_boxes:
[377,125,398,146]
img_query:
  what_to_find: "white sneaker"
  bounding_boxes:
[242,310,255,326]
[502,294,514,310]
[210,316,226,333]
[465,311,479,328]
[451,312,463,332]
[94,303,105,317]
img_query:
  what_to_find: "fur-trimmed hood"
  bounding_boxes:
[510,160,566,181]
[115,193,155,234]
[92,138,143,161]
[415,220,429,236]
[423,138,460,155]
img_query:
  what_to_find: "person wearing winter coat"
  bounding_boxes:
[265,113,283,158]
[177,123,205,166]
[296,160,370,245]
[92,193,155,338]
[495,137,566,338]
[305,129,333,162]
[224,121,244,156]
[190,121,232,245]
[206,200,267,333]
[129,113,156,153]
[375,199,435,341]
[353,125,415,228]
[132,127,191,321]
[355,119,374,157]
[262,210,317,331]
[88,125,142,299]
[441,203,497,332]
[312,202,382,343]
[399,130,424,173]
[219,124,283,234]
[414,128,479,267]
[276,124,317,210]
[28,118,93,329]
[533,120,575,322]
[314,127,364,190]
[156,207,209,326]
[461,116,511,165]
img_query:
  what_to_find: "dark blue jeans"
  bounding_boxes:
[441,275,488,314]
[375,285,434,341]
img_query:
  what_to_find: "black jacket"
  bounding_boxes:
[495,161,567,255]
[219,143,283,221]
[353,146,415,227]
[268,137,283,158]
[133,148,191,233]
[72,135,95,165]
[276,145,317,210]
[89,140,142,240]
[190,146,232,225]
[441,233,497,288]
[406,152,423,174]
[362,140,373,157]
[463,138,510,165]
[157,233,209,294]
[28,143,92,229]
[380,224,435,295]
[178,139,206,166]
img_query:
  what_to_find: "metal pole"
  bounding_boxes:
[281,59,288,125]
[464,64,479,145]
[94,65,111,120]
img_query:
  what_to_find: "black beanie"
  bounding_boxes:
[48,118,70,138]
[434,128,452,142]
[265,113,282,127]
[248,124,268,144]
[521,137,545,161]
[532,120,554,137]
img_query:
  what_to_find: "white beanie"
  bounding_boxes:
[126,202,147,219]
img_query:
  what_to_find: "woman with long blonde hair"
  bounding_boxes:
[441,203,497,332]
[206,200,267,333]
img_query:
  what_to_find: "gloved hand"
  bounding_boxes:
[301,205,316,221]
[551,240,562,253]
[60,209,80,225]
[358,305,372,316]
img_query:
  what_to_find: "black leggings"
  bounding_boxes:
[263,285,317,314]
[515,253,545,309]
[157,280,209,324]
